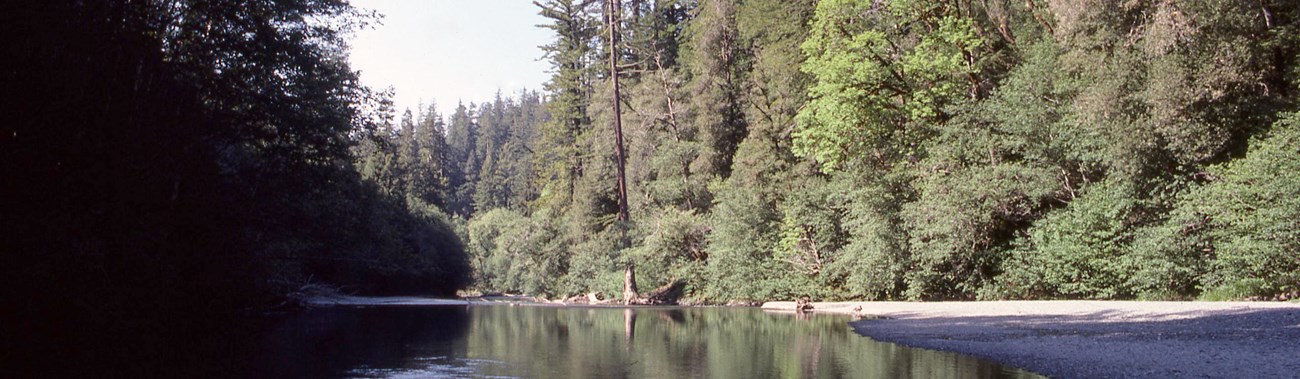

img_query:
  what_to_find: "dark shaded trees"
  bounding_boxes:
[2,2,472,373]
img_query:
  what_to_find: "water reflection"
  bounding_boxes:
[251,307,471,377]
[253,305,1041,379]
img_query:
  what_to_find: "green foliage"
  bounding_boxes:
[772,175,849,298]
[683,0,746,179]
[772,171,912,300]
[795,0,986,170]
[696,0,816,303]
[467,208,568,296]
[308,176,471,295]
[1199,278,1272,302]
[1124,210,1213,299]
[631,209,710,295]
[735,0,814,166]
[562,228,626,297]
[461,0,1300,304]
[990,179,1139,299]
[704,181,787,301]
[19,0,1300,328]
[534,0,600,214]
[825,172,910,300]
[447,102,480,217]
[902,162,1058,299]
[1137,0,1282,164]
[1185,113,1300,298]
[472,92,545,212]
[1128,113,1300,300]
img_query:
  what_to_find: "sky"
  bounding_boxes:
[347,0,553,118]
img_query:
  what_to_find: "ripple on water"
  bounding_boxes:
[346,357,515,379]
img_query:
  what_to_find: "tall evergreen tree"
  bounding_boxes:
[704,0,817,301]
[534,0,601,215]
[685,0,745,179]
[413,103,451,210]
[447,102,480,217]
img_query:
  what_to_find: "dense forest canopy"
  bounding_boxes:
[457,0,1300,303]
[5,2,1300,361]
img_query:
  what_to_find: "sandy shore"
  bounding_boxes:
[763,301,1300,378]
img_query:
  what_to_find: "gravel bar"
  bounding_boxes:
[762,301,1300,378]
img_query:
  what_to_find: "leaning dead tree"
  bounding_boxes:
[607,0,637,304]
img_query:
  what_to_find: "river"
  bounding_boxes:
[242,304,1041,378]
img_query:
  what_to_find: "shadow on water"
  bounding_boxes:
[251,307,472,378]
[10,307,476,378]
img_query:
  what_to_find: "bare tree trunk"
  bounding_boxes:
[608,0,637,304]
[623,259,638,304]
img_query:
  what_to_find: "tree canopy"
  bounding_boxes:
[458,0,1300,303]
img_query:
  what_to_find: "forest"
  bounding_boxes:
[450,0,1300,303]
[5,0,1300,347]
[10,1,1297,376]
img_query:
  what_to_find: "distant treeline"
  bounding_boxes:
[451,0,1300,302]
[2,2,471,363]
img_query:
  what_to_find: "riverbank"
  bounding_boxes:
[763,301,1300,378]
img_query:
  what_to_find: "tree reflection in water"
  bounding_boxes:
[244,305,1041,378]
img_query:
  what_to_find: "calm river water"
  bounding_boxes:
[243,305,1041,378]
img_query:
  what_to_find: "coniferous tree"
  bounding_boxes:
[705,0,816,301]
[414,103,452,210]
[447,102,480,217]
[534,0,600,215]
[684,0,745,180]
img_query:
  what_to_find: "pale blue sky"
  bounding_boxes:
[348,0,553,117]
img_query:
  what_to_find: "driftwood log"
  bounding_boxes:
[795,296,814,312]
[564,292,606,304]
[629,279,686,305]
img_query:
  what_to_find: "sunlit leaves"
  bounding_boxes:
[795,0,985,171]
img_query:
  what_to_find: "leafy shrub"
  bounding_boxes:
[1199,278,1270,301]
[631,209,711,297]
[1130,112,1300,299]
[903,162,1058,299]
[561,227,624,298]
[704,181,786,302]
[989,179,1139,299]
[467,208,566,296]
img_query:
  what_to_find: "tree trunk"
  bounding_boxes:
[623,263,638,304]
[608,0,637,304]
